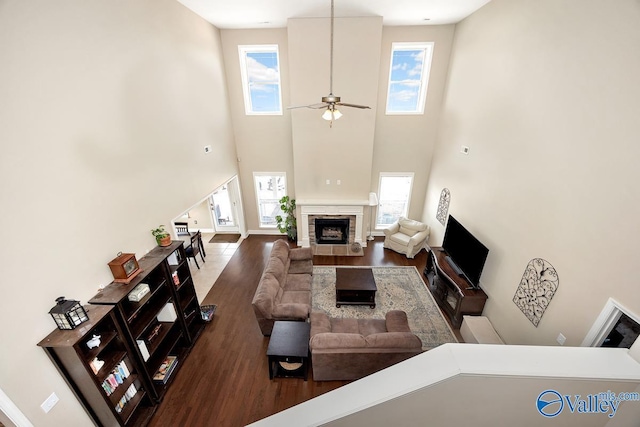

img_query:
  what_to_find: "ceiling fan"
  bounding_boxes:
[288,0,371,127]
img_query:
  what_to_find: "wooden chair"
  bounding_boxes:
[185,231,205,269]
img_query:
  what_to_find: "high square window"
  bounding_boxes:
[385,42,434,115]
[238,45,283,115]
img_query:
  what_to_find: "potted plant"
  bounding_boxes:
[151,225,172,247]
[275,196,297,241]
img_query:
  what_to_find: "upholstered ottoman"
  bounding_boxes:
[309,310,423,381]
[460,315,504,344]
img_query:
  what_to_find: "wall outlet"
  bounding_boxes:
[337,179,341,185]
[41,392,59,413]
[557,333,566,345]
[461,145,470,154]
[204,145,212,154]
[325,179,330,185]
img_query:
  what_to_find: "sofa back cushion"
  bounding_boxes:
[398,217,428,237]
[310,333,368,349]
[365,332,423,349]
[251,273,280,317]
[385,310,412,332]
[264,256,286,284]
[271,240,290,264]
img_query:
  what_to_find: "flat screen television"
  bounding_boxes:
[442,215,489,289]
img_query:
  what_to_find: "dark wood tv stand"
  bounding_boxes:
[424,247,488,329]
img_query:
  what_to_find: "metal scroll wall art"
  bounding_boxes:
[436,188,450,225]
[513,258,559,327]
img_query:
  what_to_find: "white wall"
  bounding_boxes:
[221,23,454,234]
[373,25,455,220]
[220,29,294,233]
[0,1,237,425]
[288,17,382,201]
[423,0,640,345]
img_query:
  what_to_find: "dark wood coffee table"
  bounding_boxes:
[335,268,377,308]
[266,321,310,380]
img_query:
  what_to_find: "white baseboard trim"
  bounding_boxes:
[247,229,286,236]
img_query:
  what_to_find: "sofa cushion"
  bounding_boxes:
[399,226,418,237]
[310,312,332,334]
[264,257,286,283]
[289,259,313,275]
[357,318,388,337]
[280,289,309,305]
[251,273,280,318]
[289,246,312,261]
[310,332,368,349]
[388,232,412,246]
[385,310,412,332]
[329,318,359,334]
[271,240,290,264]
[284,273,312,291]
[365,332,423,349]
[272,303,310,319]
[398,217,428,232]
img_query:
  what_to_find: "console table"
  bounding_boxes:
[424,247,488,329]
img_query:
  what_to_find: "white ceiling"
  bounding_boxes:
[177,0,492,29]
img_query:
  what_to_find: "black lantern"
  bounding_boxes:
[49,297,89,330]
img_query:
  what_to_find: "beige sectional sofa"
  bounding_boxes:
[251,239,313,336]
[309,310,423,381]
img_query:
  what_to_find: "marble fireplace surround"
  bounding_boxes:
[298,200,368,248]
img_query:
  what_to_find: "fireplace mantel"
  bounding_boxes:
[299,202,366,248]
[297,199,369,206]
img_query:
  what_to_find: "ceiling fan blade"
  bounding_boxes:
[287,103,329,110]
[336,102,371,109]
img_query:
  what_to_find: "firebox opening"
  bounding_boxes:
[315,218,350,245]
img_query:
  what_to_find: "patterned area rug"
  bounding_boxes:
[312,266,458,350]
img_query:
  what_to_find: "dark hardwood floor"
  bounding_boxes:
[148,235,442,427]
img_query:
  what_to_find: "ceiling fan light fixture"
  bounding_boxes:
[322,107,342,121]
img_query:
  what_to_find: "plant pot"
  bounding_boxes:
[157,235,171,247]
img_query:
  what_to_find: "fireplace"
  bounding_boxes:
[298,203,365,248]
[315,218,350,244]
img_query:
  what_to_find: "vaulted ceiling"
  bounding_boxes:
[177,0,492,29]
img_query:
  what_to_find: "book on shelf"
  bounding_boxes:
[136,340,150,361]
[153,355,178,384]
[101,361,131,396]
[171,271,180,286]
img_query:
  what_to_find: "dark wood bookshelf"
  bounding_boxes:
[39,242,206,426]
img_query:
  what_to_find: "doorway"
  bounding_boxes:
[582,298,640,348]
[209,176,242,234]
[601,313,640,348]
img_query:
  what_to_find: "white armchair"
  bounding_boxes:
[383,217,430,259]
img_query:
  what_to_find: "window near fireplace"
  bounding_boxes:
[376,173,414,228]
[254,172,286,227]
[238,45,283,115]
